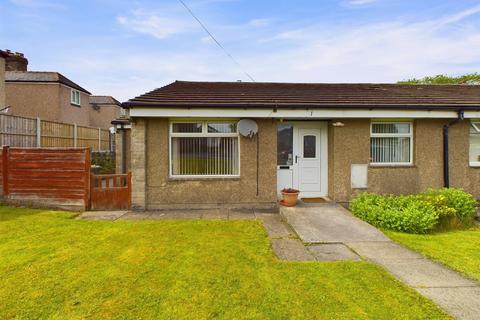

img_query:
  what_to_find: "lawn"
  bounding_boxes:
[0,206,448,319]
[387,226,480,282]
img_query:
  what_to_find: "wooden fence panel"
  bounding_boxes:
[2,147,90,210]
[41,121,75,147]
[100,129,110,151]
[0,114,112,151]
[0,114,37,147]
[77,126,99,150]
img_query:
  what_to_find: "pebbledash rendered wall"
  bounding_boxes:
[130,117,480,210]
[130,117,277,210]
[328,118,480,203]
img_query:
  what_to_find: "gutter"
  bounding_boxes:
[443,110,465,188]
[121,102,480,110]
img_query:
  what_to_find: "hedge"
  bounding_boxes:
[350,188,476,234]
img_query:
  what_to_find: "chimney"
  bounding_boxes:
[4,50,28,72]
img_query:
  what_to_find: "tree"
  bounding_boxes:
[398,73,480,85]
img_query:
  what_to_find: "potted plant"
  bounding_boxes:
[280,188,300,207]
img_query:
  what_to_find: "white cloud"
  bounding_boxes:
[248,18,271,27]
[117,9,195,39]
[436,4,480,27]
[344,0,377,6]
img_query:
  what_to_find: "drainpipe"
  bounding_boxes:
[443,110,464,188]
[121,124,127,174]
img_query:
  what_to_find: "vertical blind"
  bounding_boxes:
[470,122,480,164]
[170,121,239,176]
[370,122,412,164]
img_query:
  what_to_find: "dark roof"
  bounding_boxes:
[123,80,480,110]
[5,71,91,94]
[0,50,8,58]
[90,95,121,106]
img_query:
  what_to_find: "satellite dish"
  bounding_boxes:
[238,119,258,138]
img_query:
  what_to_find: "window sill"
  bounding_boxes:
[369,163,415,168]
[71,103,81,107]
[469,162,480,168]
[168,176,240,181]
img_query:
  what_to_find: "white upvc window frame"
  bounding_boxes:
[71,89,81,106]
[370,120,414,166]
[169,119,240,178]
[469,121,480,167]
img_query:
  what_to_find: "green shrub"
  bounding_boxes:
[350,188,477,234]
[350,193,439,234]
[423,188,476,226]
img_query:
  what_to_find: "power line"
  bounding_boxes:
[177,0,255,82]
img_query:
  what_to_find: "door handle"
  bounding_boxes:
[295,155,298,163]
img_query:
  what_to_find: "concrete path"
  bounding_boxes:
[77,208,264,221]
[281,204,480,320]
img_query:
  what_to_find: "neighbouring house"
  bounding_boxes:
[0,50,8,109]
[3,50,120,129]
[89,95,122,129]
[122,80,480,210]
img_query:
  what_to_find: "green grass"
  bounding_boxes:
[387,226,480,282]
[0,206,448,319]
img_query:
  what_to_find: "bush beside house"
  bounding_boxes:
[350,188,477,234]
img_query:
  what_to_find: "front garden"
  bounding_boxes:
[350,187,480,282]
[0,206,447,319]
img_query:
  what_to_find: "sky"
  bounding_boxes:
[1,0,480,101]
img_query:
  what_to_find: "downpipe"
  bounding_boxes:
[443,110,464,188]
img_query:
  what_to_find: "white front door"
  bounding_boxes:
[297,128,322,196]
[277,122,328,198]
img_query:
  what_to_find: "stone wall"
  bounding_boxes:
[130,118,146,209]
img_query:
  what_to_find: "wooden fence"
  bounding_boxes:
[0,147,91,210]
[0,114,112,151]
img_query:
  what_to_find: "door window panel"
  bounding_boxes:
[303,135,316,158]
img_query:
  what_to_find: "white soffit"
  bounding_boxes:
[128,107,479,119]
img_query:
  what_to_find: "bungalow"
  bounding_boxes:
[123,81,480,210]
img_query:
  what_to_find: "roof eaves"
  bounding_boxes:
[121,101,480,110]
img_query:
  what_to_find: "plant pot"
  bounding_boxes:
[281,189,300,207]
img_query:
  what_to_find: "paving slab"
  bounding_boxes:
[416,287,480,320]
[201,211,228,219]
[308,244,361,261]
[347,241,424,263]
[228,209,256,220]
[271,238,315,261]
[117,212,153,220]
[77,211,127,220]
[253,208,279,215]
[148,211,202,220]
[257,214,296,239]
[380,258,478,288]
[281,205,389,243]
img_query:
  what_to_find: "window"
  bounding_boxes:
[469,122,480,166]
[170,121,239,177]
[277,124,293,165]
[71,89,81,106]
[370,122,413,165]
